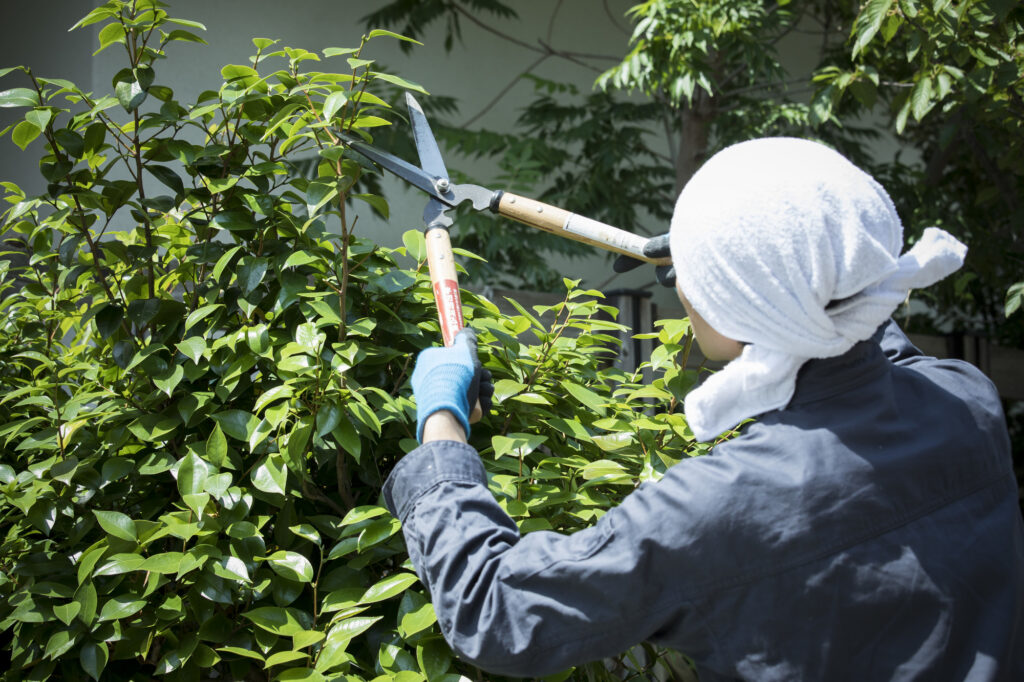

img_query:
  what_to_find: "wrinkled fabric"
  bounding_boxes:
[383,321,1024,680]
[668,138,967,441]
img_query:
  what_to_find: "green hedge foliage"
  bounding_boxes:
[0,2,705,679]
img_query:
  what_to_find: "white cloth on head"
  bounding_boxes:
[669,138,967,442]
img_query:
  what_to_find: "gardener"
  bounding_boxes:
[382,138,1024,680]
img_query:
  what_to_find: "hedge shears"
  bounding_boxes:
[348,93,670,350]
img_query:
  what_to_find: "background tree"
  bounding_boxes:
[366,0,1023,346]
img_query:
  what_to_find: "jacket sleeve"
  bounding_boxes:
[382,440,710,678]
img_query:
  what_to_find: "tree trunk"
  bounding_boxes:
[674,93,713,194]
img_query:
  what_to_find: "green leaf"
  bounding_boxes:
[322,90,348,121]
[153,363,184,397]
[212,409,260,441]
[357,518,401,551]
[580,458,630,482]
[277,670,325,681]
[561,381,607,415]
[909,75,935,121]
[340,505,387,526]
[402,229,426,261]
[352,193,389,218]
[369,72,428,94]
[416,638,451,680]
[591,431,634,452]
[11,120,40,150]
[331,416,361,464]
[492,433,547,459]
[206,423,228,468]
[366,29,424,45]
[326,537,359,561]
[76,581,98,626]
[217,645,265,662]
[99,594,147,621]
[25,108,51,130]
[54,601,82,626]
[168,17,208,31]
[397,592,436,638]
[265,550,314,583]
[492,379,527,403]
[255,384,293,414]
[221,64,259,82]
[146,164,185,196]
[1005,281,1024,317]
[252,454,288,495]
[265,650,309,668]
[237,256,268,295]
[286,418,313,466]
[80,641,108,681]
[351,114,392,129]
[360,572,418,604]
[205,176,239,194]
[96,22,126,55]
[115,75,147,112]
[242,606,311,636]
[306,180,338,216]
[316,616,381,671]
[176,451,209,496]
[852,0,895,57]
[295,321,326,354]
[282,250,320,269]
[141,552,184,574]
[290,523,322,546]
[184,303,222,332]
[94,553,145,577]
[212,245,242,282]
[0,87,39,108]
[213,555,250,583]
[93,510,137,542]
[127,409,180,440]
[176,336,206,364]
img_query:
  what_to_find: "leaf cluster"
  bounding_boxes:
[0,3,709,681]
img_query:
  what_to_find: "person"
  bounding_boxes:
[382,138,1024,680]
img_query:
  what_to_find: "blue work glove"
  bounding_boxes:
[612,233,676,287]
[411,327,493,442]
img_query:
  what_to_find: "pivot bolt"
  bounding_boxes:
[435,178,450,193]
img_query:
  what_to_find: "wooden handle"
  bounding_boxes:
[424,226,482,423]
[496,192,671,265]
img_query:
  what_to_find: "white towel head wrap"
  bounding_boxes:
[670,137,967,441]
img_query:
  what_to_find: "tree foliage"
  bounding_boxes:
[366,0,1023,343]
[0,2,709,679]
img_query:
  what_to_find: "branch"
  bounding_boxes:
[603,0,631,37]
[462,53,550,128]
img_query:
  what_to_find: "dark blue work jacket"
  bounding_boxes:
[384,321,1024,680]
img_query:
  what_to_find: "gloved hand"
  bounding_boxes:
[612,233,676,288]
[410,327,493,442]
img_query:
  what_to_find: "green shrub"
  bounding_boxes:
[0,2,703,679]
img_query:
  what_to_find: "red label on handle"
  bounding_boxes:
[433,279,464,346]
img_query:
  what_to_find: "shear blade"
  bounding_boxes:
[406,93,449,183]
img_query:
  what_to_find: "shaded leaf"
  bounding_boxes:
[93,510,136,542]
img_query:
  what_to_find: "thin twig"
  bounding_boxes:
[462,53,550,128]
